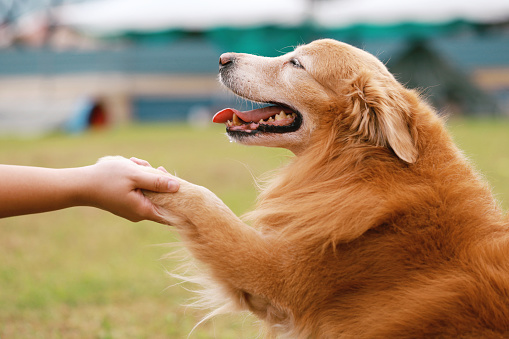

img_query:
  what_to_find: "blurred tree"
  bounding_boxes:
[0,0,26,45]
[0,0,81,47]
[0,0,45,26]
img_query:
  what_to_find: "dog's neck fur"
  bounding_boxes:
[248,96,502,251]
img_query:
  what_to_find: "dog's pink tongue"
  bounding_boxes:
[212,108,239,123]
[213,107,288,124]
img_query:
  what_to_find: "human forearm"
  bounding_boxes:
[0,157,180,221]
[0,165,86,218]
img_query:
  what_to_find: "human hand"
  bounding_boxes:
[78,156,179,223]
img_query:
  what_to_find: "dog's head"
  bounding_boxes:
[214,39,418,163]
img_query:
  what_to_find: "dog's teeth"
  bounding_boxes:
[232,113,241,125]
[275,111,286,121]
[268,117,274,122]
[259,119,264,124]
[226,120,232,126]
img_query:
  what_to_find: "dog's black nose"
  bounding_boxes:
[219,53,234,68]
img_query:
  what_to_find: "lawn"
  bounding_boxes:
[0,119,508,338]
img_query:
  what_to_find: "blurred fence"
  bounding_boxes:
[0,39,219,76]
[1,35,508,76]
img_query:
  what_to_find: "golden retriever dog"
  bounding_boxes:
[137,39,509,338]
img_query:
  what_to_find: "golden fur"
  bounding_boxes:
[136,39,509,338]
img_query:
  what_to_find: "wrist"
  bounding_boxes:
[66,165,96,208]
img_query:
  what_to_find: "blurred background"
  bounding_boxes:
[1,1,509,338]
[0,0,508,135]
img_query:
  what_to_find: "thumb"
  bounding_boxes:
[135,172,180,193]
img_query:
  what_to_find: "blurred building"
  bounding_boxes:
[0,0,508,135]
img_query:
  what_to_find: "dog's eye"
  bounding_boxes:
[289,58,304,69]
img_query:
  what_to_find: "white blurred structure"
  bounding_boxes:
[56,0,509,35]
[316,0,509,27]
[56,0,309,35]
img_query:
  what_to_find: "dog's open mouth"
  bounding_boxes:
[212,104,302,136]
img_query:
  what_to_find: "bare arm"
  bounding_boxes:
[0,157,179,222]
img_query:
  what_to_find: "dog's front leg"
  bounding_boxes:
[145,179,289,321]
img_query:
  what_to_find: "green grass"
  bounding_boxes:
[0,120,508,338]
[447,118,509,210]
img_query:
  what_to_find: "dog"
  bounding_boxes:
[138,39,509,338]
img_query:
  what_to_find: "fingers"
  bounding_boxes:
[130,189,166,223]
[129,156,179,191]
[130,157,151,167]
[92,156,178,223]
[130,157,169,174]
[135,171,180,193]
[157,166,169,174]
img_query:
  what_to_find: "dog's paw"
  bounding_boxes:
[144,178,229,232]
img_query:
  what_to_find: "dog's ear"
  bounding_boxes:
[347,72,418,163]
